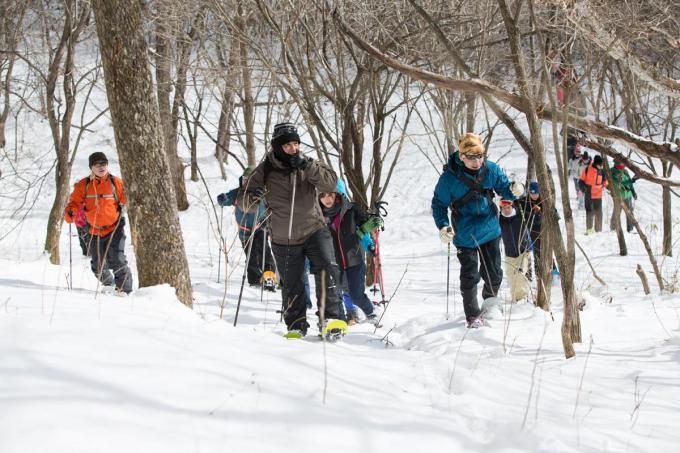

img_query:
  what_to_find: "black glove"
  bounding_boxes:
[289,154,311,170]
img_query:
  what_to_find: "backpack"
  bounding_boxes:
[443,163,496,228]
[83,174,122,213]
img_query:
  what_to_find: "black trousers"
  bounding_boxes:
[271,227,345,333]
[90,218,133,293]
[77,223,91,256]
[243,229,275,285]
[456,237,502,321]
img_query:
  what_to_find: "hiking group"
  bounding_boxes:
[63,121,637,333]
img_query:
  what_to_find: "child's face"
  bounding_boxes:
[319,192,337,208]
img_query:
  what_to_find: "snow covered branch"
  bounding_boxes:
[333,11,680,170]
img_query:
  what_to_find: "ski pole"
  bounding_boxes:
[234,225,257,327]
[377,229,387,303]
[281,171,297,321]
[446,242,450,319]
[260,226,267,303]
[68,222,73,290]
[217,205,224,283]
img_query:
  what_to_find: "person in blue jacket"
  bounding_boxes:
[432,133,523,328]
[217,167,277,289]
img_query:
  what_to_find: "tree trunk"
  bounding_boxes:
[662,163,672,257]
[237,3,256,167]
[154,5,189,211]
[92,0,193,307]
[215,39,239,180]
[43,0,89,264]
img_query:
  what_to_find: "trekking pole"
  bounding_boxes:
[446,242,451,319]
[280,171,297,321]
[234,226,257,327]
[68,223,73,290]
[217,205,224,283]
[260,227,269,303]
[375,229,387,304]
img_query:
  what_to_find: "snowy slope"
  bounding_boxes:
[2,99,680,453]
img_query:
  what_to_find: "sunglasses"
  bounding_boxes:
[463,154,484,161]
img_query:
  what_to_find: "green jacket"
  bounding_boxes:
[610,167,636,201]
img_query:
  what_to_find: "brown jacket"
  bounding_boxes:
[240,152,337,245]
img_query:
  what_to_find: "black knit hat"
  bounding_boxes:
[271,122,301,150]
[88,152,108,168]
[593,155,603,166]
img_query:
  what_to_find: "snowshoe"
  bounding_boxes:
[466,316,486,329]
[319,319,348,342]
[480,297,503,320]
[284,329,305,339]
[261,270,278,293]
[364,313,383,328]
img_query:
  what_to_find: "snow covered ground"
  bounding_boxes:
[2,105,680,452]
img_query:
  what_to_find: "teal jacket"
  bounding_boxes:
[610,167,636,201]
[432,152,515,249]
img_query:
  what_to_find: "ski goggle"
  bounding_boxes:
[462,153,484,161]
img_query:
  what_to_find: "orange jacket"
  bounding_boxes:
[64,174,126,236]
[580,165,608,199]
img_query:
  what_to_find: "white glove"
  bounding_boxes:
[439,226,454,243]
[510,181,525,197]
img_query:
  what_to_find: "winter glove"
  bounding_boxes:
[359,216,384,235]
[510,181,525,197]
[65,208,74,224]
[289,154,312,170]
[359,232,376,255]
[74,208,88,228]
[439,226,454,243]
[217,189,238,207]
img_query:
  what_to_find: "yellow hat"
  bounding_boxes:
[459,133,485,156]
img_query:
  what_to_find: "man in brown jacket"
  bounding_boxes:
[240,122,346,336]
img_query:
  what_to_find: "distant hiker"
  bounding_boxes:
[579,154,608,235]
[498,199,530,302]
[432,132,524,328]
[609,158,637,233]
[567,144,584,208]
[238,122,346,337]
[318,180,381,326]
[217,167,277,290]
[64,152,132,294]
[518,181,543,278]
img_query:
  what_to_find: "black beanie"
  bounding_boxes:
[88,152,108,168]
[270,122,301,151]
[593,155,603,166]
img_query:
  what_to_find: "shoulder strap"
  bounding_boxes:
[109,174,121,210]
[262,158,274,185]
[83,174,121,212]
[448,164,491,212]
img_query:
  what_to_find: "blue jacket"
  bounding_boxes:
[223,187,267,243]
[432,152,514,249]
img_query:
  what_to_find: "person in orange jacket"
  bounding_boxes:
[64,152,133,294]
[579,154,608,235]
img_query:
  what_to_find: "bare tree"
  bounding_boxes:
[92,0,193,307]
[0,1,27,149]
[40,0,92,264]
